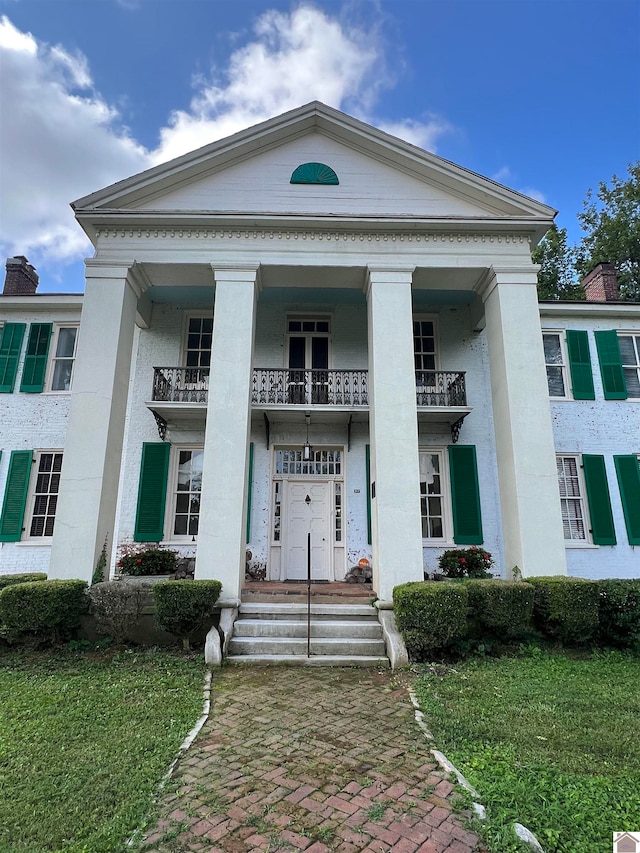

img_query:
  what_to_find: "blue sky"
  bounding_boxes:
[0,0,638,293]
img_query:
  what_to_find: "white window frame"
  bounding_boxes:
[181,312,214,369]
[618,332,640,399]
[165,445,204,542]
[413,315,440,373]
[419,447,454,546]
[542,330,571,400]
[556,454,593,547]
[45,324,79,393]
[284,314,333,370]
[25,450,63,540]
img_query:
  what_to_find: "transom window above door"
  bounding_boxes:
[287,318,331,334]
[275,448,342,476]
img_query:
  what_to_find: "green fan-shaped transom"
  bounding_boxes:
[290,162,339,185]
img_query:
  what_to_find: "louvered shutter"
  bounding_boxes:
[134,443,170,542]
[448,445,483,545]
[0,451,32,542]
[582,455,616,545]
[595,330,627,400]
[0,323,26,393]
[20,324,52,393]
[614,455,640,545]
[566,330,595,400]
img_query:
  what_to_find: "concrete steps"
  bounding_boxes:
[226,602,389,667]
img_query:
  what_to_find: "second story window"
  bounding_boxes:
[48,326,78,392]
[185,317,213,368]
[619,333,640,398]
[543,332,568,397]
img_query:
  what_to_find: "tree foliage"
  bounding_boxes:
[576,162,640,301]
[533,225,583,301]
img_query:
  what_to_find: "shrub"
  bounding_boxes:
[438,546,493,579]
[117,547,177,577]
[393,581,468,660]
[0,573,47,592]
[597,579,640,648]
[465,580,535,639]
[0,580,88,645]
[527,576,599,645]
[89,582,148,644]
[153,580,222,650]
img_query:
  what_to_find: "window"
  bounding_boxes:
[47,325,78,391]
[618,334,640,398]
[170,448,203,539]
[419,450,450,541]
[543,332,569,397]
[27,452,63,537]
[556,455,588,541]
[275,448,341,476]
[184,317,213,368]
[413,318,437,372]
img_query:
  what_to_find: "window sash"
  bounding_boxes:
[419,451,446,540]
[27,452,63,539]
[184,316,213,369]
[619,334,640,398]
[543,332,568,397]
[172,448,204,539]
[556,456,587,540]
[48,326,78,392]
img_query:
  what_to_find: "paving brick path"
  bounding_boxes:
[139,667,480,853]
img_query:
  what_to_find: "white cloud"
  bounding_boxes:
[520,187,547,204]
[0,7,453,278]
[491,166,512,184]
[491,165,546,204]
[0,15,148,267]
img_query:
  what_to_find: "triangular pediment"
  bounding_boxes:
[73,102,555,229]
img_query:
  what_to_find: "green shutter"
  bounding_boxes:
[20,323,52,393]
[0,323,26,393]
[595,330,627,400]
[582,455,616,545]
[246,442,254,544]
[0,451,33,542]
[365,444,372,545]
[614,455,640,545]
[134,443,170,542]
[448,445,483,545]
[566,330,595,400]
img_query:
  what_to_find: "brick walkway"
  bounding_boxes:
[139,667,480,853]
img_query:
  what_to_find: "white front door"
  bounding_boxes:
[285,481,331,580]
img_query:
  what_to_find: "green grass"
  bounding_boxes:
[0,647,205,853]
[414,648,640,853]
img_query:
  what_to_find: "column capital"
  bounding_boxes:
[476,264,541,301]
[365,265,415,296]
[211,263,262,289]
[84,259,151,298]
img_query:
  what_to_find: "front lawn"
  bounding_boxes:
[0,648,205,853]
[414,649,640,853]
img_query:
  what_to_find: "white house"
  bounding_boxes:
[1,102,639,609]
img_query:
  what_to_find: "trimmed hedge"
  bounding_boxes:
[393,581,468,660]
[0,573,47,591]
[0,579,88,645]
[118,548,177,576]
[153,580,222,650]
[465,580,535,639]
[597,579,640,648]
[527,576,599,645]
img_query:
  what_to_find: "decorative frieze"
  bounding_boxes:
[94,226,529,245]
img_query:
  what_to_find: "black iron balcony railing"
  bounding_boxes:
[252,369,369,407]
[151,367,467,409]
[152,367,210,403]
[415,370,467,407]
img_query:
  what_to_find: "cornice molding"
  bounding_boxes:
[94,226,531,246]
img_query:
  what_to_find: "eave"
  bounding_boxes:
[539,301,640,319]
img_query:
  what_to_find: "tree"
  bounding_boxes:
[533,224,583,301]
[576,162,640,301]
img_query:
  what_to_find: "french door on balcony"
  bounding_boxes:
[287,317,330,404]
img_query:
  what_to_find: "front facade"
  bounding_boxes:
[1,104,638,600]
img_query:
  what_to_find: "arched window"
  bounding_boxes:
[290,162,339,185]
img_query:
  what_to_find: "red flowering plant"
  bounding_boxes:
[116,544,178,577]
[438,546,494,579]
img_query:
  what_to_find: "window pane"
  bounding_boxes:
[543,334,563,364]
[174,516,187,536]
[624,367,640,397]
[51,360,73,391]
[618,336,638,365]
[547,366,566,397]
[56,328,77,358]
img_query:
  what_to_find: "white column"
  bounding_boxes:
[195,265,259,602]
[49,261,144,581]
[482,265,567,577]
[366,266,424,601]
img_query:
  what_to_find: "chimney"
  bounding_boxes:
[582,262,619,302]
[3,256,39,296]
